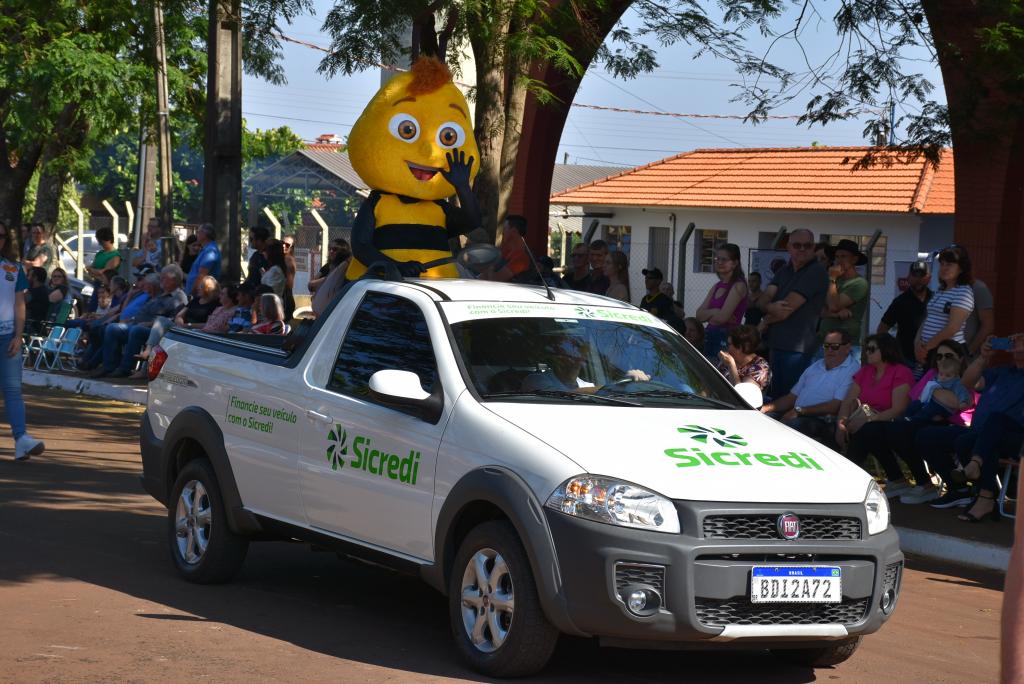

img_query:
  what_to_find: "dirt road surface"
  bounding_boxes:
[0,387,1005,683]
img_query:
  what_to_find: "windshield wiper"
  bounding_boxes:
[482,389,641,406]
[602,389,738,409]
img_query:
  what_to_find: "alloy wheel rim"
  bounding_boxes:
[459,547,514,653]
[174,480,212,565]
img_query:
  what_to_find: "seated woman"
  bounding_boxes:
[251,293,289,335]
[716,324,771,394]
[836,334,914,490]
[857,339,974,504]
[199,284,239,334]
[174,275,220,328]
[47,268,70,305]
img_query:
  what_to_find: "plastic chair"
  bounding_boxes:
[32,326,66,371]
[52,327,83,371]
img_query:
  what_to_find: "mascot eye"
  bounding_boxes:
[436,122,465,149]
[388,113,420,142]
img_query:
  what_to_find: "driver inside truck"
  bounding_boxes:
[521,332,595,393]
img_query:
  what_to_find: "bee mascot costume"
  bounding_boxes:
[345,57,481,279]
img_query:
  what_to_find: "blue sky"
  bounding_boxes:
[242,1,946,169]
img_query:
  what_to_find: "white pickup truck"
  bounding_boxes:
[139,275,902,677]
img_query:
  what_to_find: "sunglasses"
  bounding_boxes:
[790,241,814,250]
[822,342,847,351]
[935,352,959,360]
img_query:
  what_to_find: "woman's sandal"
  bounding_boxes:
[958,493,1000,523]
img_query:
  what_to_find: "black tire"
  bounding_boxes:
[772,637,863,667]
[448,520,559,677]
[167,458,249,584]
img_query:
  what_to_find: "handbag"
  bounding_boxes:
[846,401,877,433]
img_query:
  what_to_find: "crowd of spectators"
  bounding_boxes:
[558,231,1021,522]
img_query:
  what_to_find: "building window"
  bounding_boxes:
[822,233,887,285]
[603,225,631,256]
[694,229,729,273]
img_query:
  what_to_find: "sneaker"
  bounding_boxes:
[900,486,942,504]
[883,480,913,498]
[929,487,973,509]
[14,435,45,461]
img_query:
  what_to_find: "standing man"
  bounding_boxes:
[185,223,221,295]
[561,243,591,291]
[586,239,610,295]
[24,224,57,277]
[757,228,829,398]
[245,226,270,288]
[818,238,869,358]
[878,261,932,367]
[638,267,675,319]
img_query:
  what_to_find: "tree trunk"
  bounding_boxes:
[0,140,44,241]
[32,164,69,231]
[469,4,511,241]
[922,0,1024,332]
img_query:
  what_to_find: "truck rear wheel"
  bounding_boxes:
[448,520,559,677]
[168,458,249,584]
[772,637,863,667]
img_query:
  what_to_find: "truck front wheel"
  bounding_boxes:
[772,636,863,667]
[167,458,249,584]
[448,520,559,677]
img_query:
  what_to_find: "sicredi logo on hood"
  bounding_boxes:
[664,425,824,471]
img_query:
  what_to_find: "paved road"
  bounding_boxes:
[0,387,1006,683]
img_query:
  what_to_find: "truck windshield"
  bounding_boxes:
[448,314,743,409]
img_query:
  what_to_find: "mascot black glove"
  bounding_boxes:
[440,149,475,192]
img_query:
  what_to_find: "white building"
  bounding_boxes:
[549,146,954,332]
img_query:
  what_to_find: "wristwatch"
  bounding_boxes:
[794,406,804,416]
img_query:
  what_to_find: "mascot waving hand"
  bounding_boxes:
[345,57,481,279]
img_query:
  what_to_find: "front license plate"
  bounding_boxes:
[750,566,841,604]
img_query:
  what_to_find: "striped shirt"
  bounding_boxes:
[918,285,974,345]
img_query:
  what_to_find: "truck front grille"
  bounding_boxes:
[614,562,666,607]
[694,597,869,627]
[702,515,862,541]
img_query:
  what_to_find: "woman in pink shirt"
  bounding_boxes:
[695,243,748,359]
[836,334,914,487]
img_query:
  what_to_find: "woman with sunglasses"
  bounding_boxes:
[0,222,45,461]
[696,243,748,359]
[914,245,974,366]
[836,334,913,486]
[47,268,70,304]
[845,339,973,504]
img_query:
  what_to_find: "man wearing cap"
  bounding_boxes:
[639,267,675,320]
[878,261,933,367]
[818,239,869,358]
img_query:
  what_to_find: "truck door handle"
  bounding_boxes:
[306,410,333,424]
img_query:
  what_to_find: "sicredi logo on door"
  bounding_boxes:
[664,425,824,471]
[326,424,421,486]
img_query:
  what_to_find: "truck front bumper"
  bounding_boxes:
[545,500,902,649]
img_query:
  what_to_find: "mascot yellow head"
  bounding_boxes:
[348,58,479,201]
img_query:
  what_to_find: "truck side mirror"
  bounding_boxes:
[733,382,763,409]
[368,369,443,423]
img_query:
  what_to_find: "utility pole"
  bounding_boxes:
[153,0,173,262]
[203,0,243,281]
[132,119,157,252]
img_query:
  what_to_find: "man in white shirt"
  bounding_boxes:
[760,329,861,447]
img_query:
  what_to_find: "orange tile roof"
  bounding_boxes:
[550,146,954,215]
[304,142,344,152]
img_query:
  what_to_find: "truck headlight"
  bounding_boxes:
[864,481,890,535]
[546,476,680,534]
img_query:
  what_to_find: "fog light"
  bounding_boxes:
[628,590,647,613]
[880,588,896,614]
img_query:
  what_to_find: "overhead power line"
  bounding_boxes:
[267,30,877,126]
